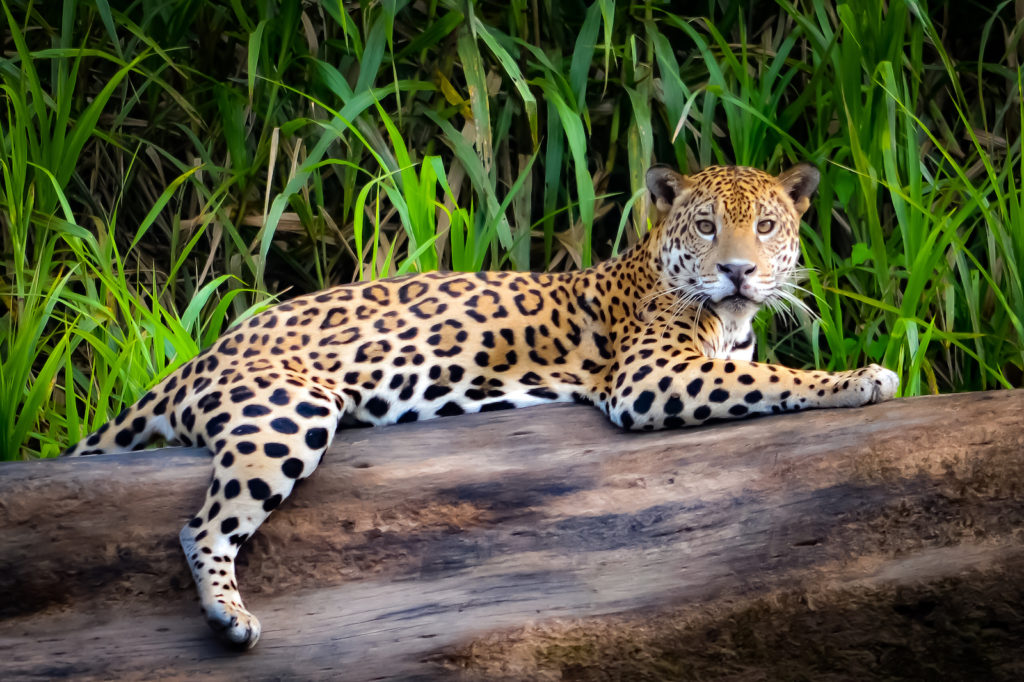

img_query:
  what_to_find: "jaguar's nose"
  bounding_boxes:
[717,261,756,288]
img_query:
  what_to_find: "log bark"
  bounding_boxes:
[2,390,1024,680]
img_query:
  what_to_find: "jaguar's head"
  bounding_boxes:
[646,163,820,320]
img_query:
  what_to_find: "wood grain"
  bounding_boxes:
[2,391,1023,680]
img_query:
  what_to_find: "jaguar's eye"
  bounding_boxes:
[695,220,716,236]
[757,219,776,235]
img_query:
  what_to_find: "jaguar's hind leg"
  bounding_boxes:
[178,381,341,648]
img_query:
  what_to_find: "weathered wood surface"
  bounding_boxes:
[2,390,1023,680]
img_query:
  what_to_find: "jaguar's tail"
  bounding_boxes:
[62,383,177,457]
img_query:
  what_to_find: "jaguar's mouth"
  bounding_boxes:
[714,293,761,312]
[717,292,755,304]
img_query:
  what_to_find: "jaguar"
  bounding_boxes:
[64,162,899,648]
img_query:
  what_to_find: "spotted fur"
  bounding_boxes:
[64,163,898,648]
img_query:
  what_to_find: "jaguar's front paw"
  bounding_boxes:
[850,363,899,405]
[205,603,262,650]
[828,364,899,408]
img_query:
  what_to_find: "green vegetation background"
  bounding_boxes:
[1,0,1022,459]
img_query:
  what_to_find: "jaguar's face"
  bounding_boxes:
[646,163,820,318]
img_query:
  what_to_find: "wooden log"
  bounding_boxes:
[2,390,1024,680]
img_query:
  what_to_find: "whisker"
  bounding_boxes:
[787,266,817,281]
[644,290,702,338]
[770,289,817,322]
[639,283,692,306]
[658,293,699,340]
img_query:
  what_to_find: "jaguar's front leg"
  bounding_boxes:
[604,356,899,431]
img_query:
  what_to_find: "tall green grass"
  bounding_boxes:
[1,0,1021,459]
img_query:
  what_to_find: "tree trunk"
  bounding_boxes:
[2,391,1024,680]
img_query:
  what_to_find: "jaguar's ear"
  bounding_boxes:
[776,163,820,215]
[646,165,693,214]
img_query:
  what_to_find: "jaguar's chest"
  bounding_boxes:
[701,315,756,362]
